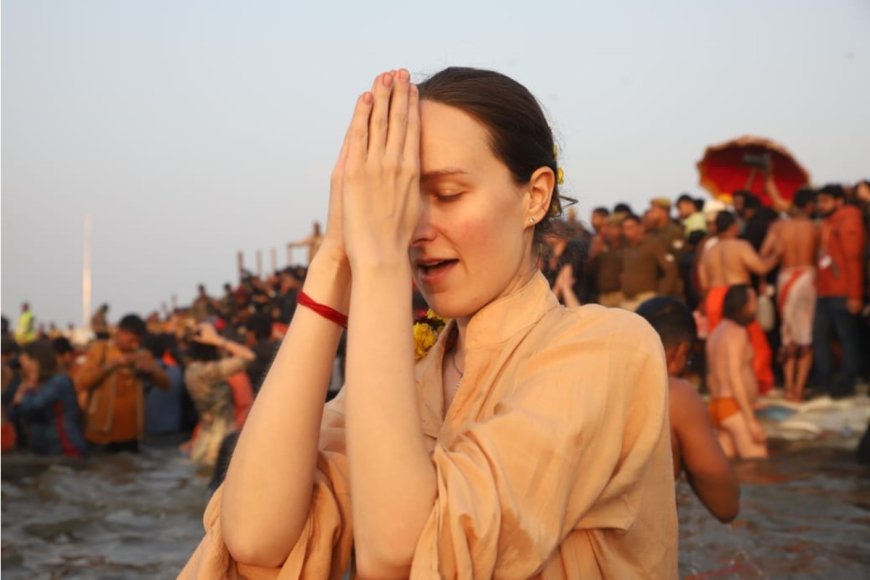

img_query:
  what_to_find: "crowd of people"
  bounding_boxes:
[1,181,867,500]
[3,64,870,576]
[1,269,312,469]
[545,181,868,459]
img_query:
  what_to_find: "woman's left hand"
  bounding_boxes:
[341,69,421,271]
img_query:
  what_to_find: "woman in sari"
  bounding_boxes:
[183,67,677,578]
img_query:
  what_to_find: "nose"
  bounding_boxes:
[410,195,437,248]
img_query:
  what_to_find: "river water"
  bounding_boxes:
[2,437,869,578]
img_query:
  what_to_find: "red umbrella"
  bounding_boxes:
[696,135,811,208]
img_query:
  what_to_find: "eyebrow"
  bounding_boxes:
[420,168,470,182]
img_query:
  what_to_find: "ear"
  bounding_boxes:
[523,166,556,228]
[670,341,692,375]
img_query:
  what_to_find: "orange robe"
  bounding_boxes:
[705,287,774,393]
[180,273,678,578]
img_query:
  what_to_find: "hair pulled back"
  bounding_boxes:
[417,67,574,247]
[23,340,59,383]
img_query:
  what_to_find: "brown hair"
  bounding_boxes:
[417,67,575,250]
[22,340,59,383]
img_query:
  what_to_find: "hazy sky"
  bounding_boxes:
[2,0,869,327]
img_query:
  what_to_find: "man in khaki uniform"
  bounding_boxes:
[619,214,679,311]
[588,214,625,307]
[647,198,685,297]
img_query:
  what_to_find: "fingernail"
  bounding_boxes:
[383,73,394,87]
[398,69,410,82]
[362,92,373,104]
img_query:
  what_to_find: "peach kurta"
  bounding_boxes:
[181,273,678,579]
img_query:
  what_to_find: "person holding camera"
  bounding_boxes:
[183,322,255,468]
[74,314,169,453]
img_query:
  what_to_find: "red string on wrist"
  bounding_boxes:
[297,291,348,329]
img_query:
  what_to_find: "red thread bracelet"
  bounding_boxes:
[297,291,348,329]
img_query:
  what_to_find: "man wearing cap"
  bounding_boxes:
[647,198,685,298]
[619,214,678,311]
[588,214,626,307]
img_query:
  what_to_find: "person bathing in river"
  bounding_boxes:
[182,67,677,578]
[183,322,255,468]
[75,314,169,453]
[706,285,768,459]
[9,340,87,457]
[759,188,820,401]
[698,211,778,391]
[637,297,739,522]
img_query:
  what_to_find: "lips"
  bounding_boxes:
[415,258,459,285]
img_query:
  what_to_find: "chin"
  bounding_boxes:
[422,294,465,321]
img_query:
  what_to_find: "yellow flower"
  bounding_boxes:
[556,167,565,185]
[413,322,439,360]
[425,309,448,325]
[553,144,559,159]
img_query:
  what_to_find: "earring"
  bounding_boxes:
[529,217,536,224]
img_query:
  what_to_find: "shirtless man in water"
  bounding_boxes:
[698,211,778,326]
[760,188,819,401]
[699,211,779,389]
[707,285,767,459]
[637,297,739,522]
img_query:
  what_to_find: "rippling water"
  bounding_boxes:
[2,438,869,578]
[2,445,204,579]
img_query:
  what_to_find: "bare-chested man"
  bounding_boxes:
[699,211,779,389]
[760,188,819,401]
[706,285,767,459]
[637,297,739,522]
[699,211,778,323]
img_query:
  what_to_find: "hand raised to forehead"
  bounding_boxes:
[340,69,422,271]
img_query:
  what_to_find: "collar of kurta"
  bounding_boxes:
[416,271,560,430]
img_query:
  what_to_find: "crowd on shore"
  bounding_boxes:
[2,180,869,492]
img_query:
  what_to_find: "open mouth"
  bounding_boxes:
[418,259,458,274]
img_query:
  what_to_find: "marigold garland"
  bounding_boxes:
[412,309,449,360]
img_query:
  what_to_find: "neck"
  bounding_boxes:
[452,263,538,362]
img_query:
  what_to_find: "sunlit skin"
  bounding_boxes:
[411,100,546,323]
[218,69,554,575]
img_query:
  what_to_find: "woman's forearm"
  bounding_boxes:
[345,264,437,575]
[220,253,350,566]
